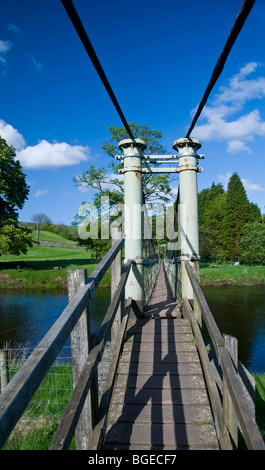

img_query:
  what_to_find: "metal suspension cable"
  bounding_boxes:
[61,0,135,140]
[186,0,255,138]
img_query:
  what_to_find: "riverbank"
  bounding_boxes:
[0,243,111,290]
[1,254,265,289]
[200,264,265,287]
[1,237,265,289]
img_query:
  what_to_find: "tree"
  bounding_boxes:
[224,173,261,261]
[199,225,224,262]
[73,123,174,256]
[31,213,52,225]
[73,122,173,206]
[241,222,265,264]
[0,136,33,255]
[198,183,226,261]
[198,183,226,228]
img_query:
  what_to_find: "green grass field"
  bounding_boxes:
[34,230,78,244]
[1,232,265,290]
[0,232,111,289]
[200,263,265,286]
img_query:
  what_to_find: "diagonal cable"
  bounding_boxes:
[61,0,134,140]
[186,0,255,138]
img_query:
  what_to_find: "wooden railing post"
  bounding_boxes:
[68,268,94,449]
[0,350,9,392]
[223,334,238,448]
[111,227,123,344]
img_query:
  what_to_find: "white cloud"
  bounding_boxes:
[0,39,13,54]
[0,118,91,169]
[194,63,265,153]
[33,189,49,198]
[241,179,265,193]
[227,140,252,154]
[217,172,233,189]
[218,172,265,193]
[17,140,90,169]
[213,62,265,107]
[0,119,26,150]
[0,40,13,72]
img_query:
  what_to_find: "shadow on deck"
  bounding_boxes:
[102,263,219,450]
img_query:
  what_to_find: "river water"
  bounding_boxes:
[0,285,264,373]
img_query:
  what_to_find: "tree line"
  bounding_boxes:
[198,174,265,264]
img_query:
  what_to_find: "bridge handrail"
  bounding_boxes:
[185,260,265,450]
[50,260,132,450]
[0,237,125,449]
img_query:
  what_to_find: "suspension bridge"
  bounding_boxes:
[0,0,264,451]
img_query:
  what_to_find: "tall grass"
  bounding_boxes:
[2,352,75,450]
[254,373,265,441]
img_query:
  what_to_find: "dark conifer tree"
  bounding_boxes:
[224,173,261,261]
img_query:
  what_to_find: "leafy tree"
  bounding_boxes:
[31,213,53,225]
[241,222,265,264]
[0,137,33,255]
[198,183,227,261]
[199,225,224,262]
[101,123,173,204]
[73,123,174,257]
[224,173,261,261]
[198,183,226,227]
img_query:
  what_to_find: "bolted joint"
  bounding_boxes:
[118,138,147,159]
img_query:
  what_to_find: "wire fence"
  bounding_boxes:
[0,345,73,413]
[0,341,112,448]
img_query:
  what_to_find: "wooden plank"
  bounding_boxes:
[89,298,133,450]
[104,268,219,450]
[104,422,219,449]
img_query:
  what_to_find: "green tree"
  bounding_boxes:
[199,225,224,262]
[241,222,265,264]
[198,183,226,261]
[31,213,52,225]
[73,123,174,257]
[224,173,261,261]
[0,137,33,255]
[198,183,226,227]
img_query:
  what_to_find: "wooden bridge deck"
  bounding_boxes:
[102,263,219,450]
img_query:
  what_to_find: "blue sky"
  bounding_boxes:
[1,0,265,225]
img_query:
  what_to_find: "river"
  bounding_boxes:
[0,285,264,373]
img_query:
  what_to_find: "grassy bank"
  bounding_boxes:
[200,263,265,286]
[1,247,265,289]
[0,234,111,289]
